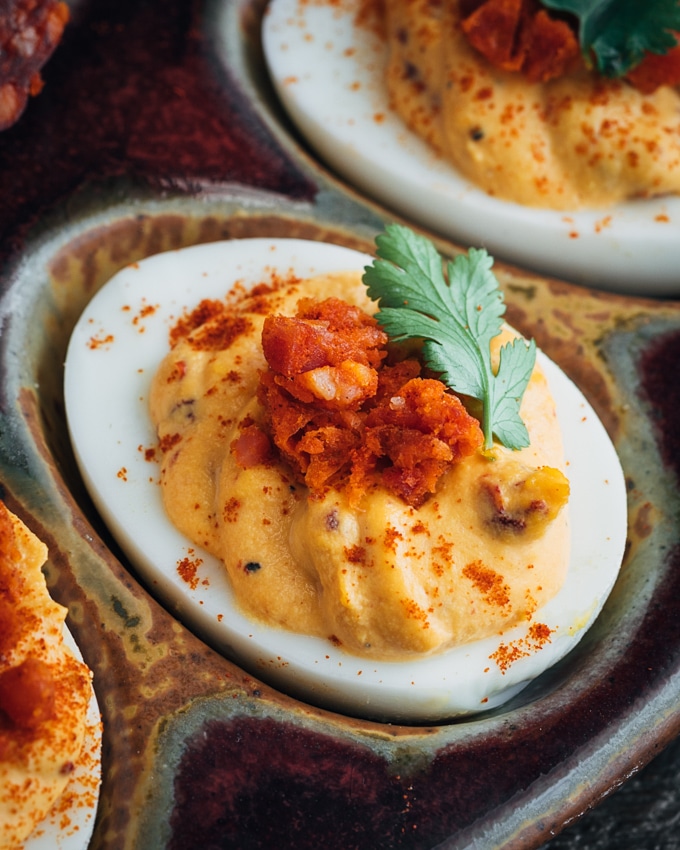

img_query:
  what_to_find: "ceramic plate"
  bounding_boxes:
[262,0,680,294]
[1,0,678,843]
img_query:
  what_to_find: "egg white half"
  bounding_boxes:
[259,0,680,295]
[64,238,627,723]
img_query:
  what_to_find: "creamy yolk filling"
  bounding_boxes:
[150,271,570,660]
[383,0,680,209]
[0,503,92,848]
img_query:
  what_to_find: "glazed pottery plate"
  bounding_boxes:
[0,0,680,846]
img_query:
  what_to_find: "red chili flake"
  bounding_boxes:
[167,360,187,383]
[528,621,552,642]
[170,299,228,346]
[344,545,366,565]
[223,497,240,523]
[401,597,430,627]
[190,315,252,352]
[177,552,204,590]
[132,300,159,327]
[490,621,554,672]
[383,526,403,554]
[87,332,114,350]
[159,433,182,453]
[462,560,511,607]
[432,538,454,564]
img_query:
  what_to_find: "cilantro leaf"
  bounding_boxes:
[362,224,536,451]
[541,0,680,77]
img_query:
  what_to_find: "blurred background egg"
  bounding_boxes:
[262,0,680,295]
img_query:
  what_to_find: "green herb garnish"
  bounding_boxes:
[362,224,536,452]
[541,0,680,77]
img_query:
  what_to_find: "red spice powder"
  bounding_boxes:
[177,552,204,590]
[344,545,367,565]
[528,621,552,642]
[400,597,430,627]
[490,621,554,672]
[383,526,403,554]
[166,361,186,383]
[168,280,288,351]
[169,299,229,347]
[87,333,114,350]
[433,538,454,563]
[223,497,240,524]
[190,315,252,352]
[159,433,182,453]
[462,560,510,607]
[132,301,159,328]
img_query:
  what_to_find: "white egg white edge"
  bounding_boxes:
[24,627,102,850]
[259,0,680,295]
[63,238,627,723]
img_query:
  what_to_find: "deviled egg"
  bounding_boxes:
[64,236,626,723]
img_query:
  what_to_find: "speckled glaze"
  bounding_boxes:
[1,1,680,848]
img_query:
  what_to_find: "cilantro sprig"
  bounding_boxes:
[541,0,680,77]
[363,225,536,452]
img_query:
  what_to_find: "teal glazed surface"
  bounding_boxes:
[1,1,680,847]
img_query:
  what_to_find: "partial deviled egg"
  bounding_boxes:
[64,238,626,723]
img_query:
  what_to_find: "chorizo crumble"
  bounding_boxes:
[460,0,680,91]
[0,0,69,131]
[247,296,484,507]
